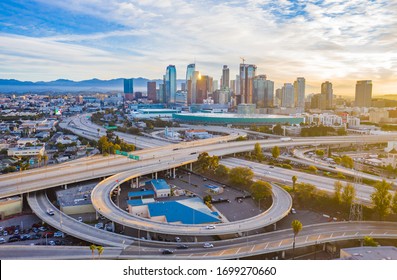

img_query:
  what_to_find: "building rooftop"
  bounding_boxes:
[340,246,397,260]
[147,179,170,190]
[147,197,220,224]
[56,183,96,207]
[128,190,155,198]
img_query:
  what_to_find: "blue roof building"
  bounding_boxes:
[145,179,170,197]
[128,190,155,199]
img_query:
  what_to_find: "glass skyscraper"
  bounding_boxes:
[165,65,177,104]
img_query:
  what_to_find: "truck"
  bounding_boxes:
[280,137,292,142]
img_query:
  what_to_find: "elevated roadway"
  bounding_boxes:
[1,221,397,259]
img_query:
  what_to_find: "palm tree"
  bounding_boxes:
[291,219,302,260]
[96,246,104,259]
[292,176,297,192]
[89,244,97,259]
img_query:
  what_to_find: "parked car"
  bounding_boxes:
[203,242,214,248]
[205,225,216,230]
[54,231,64,238]
[20,234,31,240]
[291,208,296,214]
[0,237,5,244]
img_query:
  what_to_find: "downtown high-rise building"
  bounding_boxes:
[147,81,157,102]
[253,75,274,108]
[294,77,305,108]
[165,65,177,104]
[355,80,372,107]
[186,64,195,105]
[239,64,257,104]
[124,78,134,101]
[281,83,294,107]
[321,81,333,109]
[222,65,230,89]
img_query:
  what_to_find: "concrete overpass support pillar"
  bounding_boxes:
[135,177,139,188]
[130,180,134,188]
[360,240,364,247]
[155,172,158,180]
[322,243,326,251]
[173,168,176,178]
[112,221,115,232]
[189,163,192,171]
[64,184,67,190]
[281,251,285,259]
[273,223,277,231]
[194,236,197,243]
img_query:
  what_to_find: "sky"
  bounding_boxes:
[0,0,396,95]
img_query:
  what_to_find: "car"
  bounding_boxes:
[175,237,181,242]
[205,225,216,230]
[43,232,54,238]
[3,230,8,236]
[48,240,56,246]
[38,227,47,232]
[176,244,189,249]
[203,242,214,248]
[46,209,54,216]
[8,236,20,243]
[54,231,64,238]
[269,166,274,169]
[77,217,83,222]
[14,229,19,235]
[203,177,207,181]
[94,223,104,229]
[20,234,31,240]
[291,208,296,214]
[30,234,41,239]
[0,238,5,244]
[162,249,174,255]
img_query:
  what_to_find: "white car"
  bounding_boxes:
[203,242,214,248]
[46,209,54,216]
[0,238,5,244]
[291,208,296,214]
[205,225,216,230]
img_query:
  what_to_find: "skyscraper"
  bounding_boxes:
[253,75,274,108]
[147,81,157,102]
[186,64,195,105]
[281,83,294,107]
[294,77,305,108]
[124,78,134,101]
[355,80,372,107]
[239,64,256,104]
[222,65,230,89]
[165,65,177,104]
[321,81,333,109]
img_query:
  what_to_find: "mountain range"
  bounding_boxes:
[0,78,185,94]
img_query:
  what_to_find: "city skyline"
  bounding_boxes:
[0,0,396,96]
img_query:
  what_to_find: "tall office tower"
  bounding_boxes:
[230,80,236,93]
[294,77,305,108]
[123,78,134,101]
[157,83,166,103]
[275,88,282,107]
[212,80,218,92]
[253,75,274,108]
[321,81,333,109]
[165,65,177,104]
[222,65,230,89]
[239,64,257,104]
[281,83,294,107]
[147,81,157,102]
[189,71,200,104]
[196,75,210,104]
[310,93,326,110]
[355,80,372,107]
[186,64,195,105]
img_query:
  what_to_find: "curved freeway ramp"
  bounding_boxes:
[90,164,292,236]
[27,191,136,247]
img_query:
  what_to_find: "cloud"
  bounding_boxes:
[0,0,396,94]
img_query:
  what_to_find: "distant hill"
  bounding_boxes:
[0,78,185,94]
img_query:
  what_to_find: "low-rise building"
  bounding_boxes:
[0,196,22,219]
[7,146,45,157]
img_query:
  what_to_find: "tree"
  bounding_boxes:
[371,180,392,220]
[291,220,303,260]
[295,183,315,201]
[89,244,97,259]
[215,164,230,179]
[363,236,378,247]
[341,155,354,169]
[334,181,343,204]
[253,143,264,162]
[341,183,356,206]
[272,146,280,159]
[315,150,324,156]
[328,146,332,158]
[308,165,317,173]
[292,176,297,192]
[96,245,104,259]
[250,181,272,201]
[273,124,283,135]
[229,167,254,189]
[97,136,109,154]
[208,155,219,172]
[391,191,397,214]
[197,152,211,172]
[43,153,48,166]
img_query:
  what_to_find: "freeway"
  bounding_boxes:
[1,221,397,259]
[221,157,389,204]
